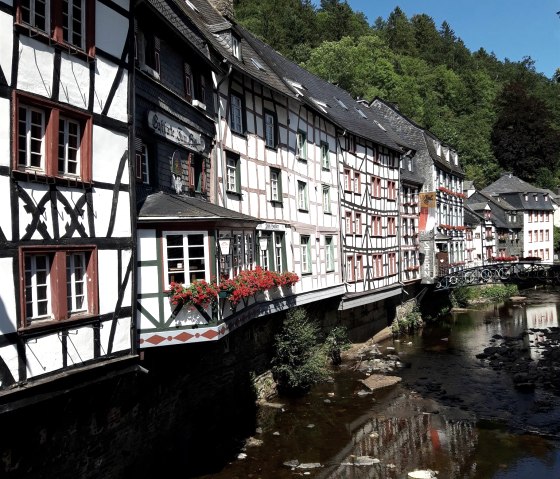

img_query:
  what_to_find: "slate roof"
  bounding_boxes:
[144,0,217,68]
[467,191,521,229]
[174,0,295,99]
[482,173,548,194]
[237,26,411,152]
[138,191,261,223]
[464,204,483,226]
[423,132,464,176]
[482,174,554,211]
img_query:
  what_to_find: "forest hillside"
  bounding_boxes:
[234,0,560,189]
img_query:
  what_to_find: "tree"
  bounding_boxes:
[316,0,371,42]
[491,81,560,184]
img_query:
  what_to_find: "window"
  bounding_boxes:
[373,254,383,278]
[346,256,355,282]
[164,232,207,285]
[270,168,282,202]
[388,252,396,275]
[297,181,308,211]
[387,180,396,200]
[187,153,205,193]
[372,216,381,236]
[546,230,550,241]
[345,212,353,235]
[355,212,362,235]
[529,231,533,243]
[301,236,311,274]
[230,93,244,134]
[387,217,396,236]
[322,185,331,213]
[321,142,330,169]
[225,153,239,193]
[296,130,307,160]
[264,110,276,148]
[184,63,193,102]
[21,247,97,326]
[325,236,334,272]
[220,231,255,278]
[18,0,94,53]
[344,169,351,191]
[528,211,532,223]
[135,141,150,184]
[258,231,285,272]
[140,32,160,78]
[356,255,363,281]
[231,34,241,59]
[354,171,361,194]
[347,135,355,153]
[372,176,381,198]
[15,97,92,182]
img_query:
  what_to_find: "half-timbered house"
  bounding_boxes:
[0,0,135,394]
[371,99,465,282]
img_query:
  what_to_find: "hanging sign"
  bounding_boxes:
[419,192,436,208]
[148,111,206,152]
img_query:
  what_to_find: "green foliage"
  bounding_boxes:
[450,286,472,308]
[479,284,519,303]
[554,226,560,255]
[271,307,328,394]
[391,304,423,336]
[234,1,560,188]
[323,326,351,365]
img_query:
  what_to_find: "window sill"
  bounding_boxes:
[12,169,92,187]
[18,313,99,337]
[324,211,332,215]
[265,145,278,151]
[298,208,309,213]
[230,130,247,138]
[270,200,283,206]
[301,272,312,276]
[15,22,95,61]
[226,190,242,199]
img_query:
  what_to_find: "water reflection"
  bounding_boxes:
[194,288,560,479]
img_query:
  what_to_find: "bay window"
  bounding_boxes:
[164,232,208,285]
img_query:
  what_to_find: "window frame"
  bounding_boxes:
[263,109,277,149]
[163,231,209,287]
[225,153,240,194]
[321,141,330,170]
[14,93,93,183]
[16,0,95,56]
[300,235,311,274]
[270,167,282,203]
[325,236,334,272]
[297,180,308,211]
[19,245,98,328]
[296,130,307,161]
[229,92,245,135]
[322,185,331,213]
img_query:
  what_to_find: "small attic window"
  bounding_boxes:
[545,195,549,201]
[232,35,241,59]
[286,79,305,96]
[435,142,441,155]
[355,107,367,119]
[373,119,386,131]
[453,152,458,165]
[185,0,199,12]
[334,97,348,110]
[445,149,450,162]
[311,98,329,113]
[251,58,266,71]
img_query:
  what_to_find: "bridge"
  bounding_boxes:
[434,261,560,291]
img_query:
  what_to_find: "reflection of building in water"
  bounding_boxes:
[525,304,558,360]
[318,394,477,479]
[526,304,558,329]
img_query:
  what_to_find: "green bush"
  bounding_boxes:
[271,307,328,394]
[450,286,472,307]
[391,304,423,336]
[479,284,518,302]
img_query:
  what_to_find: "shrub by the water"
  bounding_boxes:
[324,326,351,365]
[271,307,328,394]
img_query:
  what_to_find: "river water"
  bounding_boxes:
[195,288,560,479]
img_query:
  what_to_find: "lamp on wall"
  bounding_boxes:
[258,236,269,252]
[218,236,232,255]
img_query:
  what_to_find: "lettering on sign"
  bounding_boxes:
[148,111,206,152]
[256,223,286,231]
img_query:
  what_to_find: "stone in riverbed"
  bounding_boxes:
[361,374,402,391]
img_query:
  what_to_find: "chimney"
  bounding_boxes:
[208,0,234,19]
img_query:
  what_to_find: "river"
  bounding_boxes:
[194,287,560,479]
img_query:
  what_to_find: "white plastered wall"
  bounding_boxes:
[59,53,90,109]
[17,36,54,98]
[0,12,13,86]
[92,125,129,184]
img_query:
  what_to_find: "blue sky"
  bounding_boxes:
[318,1,560,78]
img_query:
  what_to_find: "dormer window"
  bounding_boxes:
[232,35,241,59]
[435,142,441,156]
[545,195,549,202]
[445,149,450,162]
[355,107,367,119]
[334,97,348,110]
[311,98,329,114]
[453,152,458,165]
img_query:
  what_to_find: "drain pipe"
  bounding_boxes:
[214,61,233,209]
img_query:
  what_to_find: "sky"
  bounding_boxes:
[320,0,560,79]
